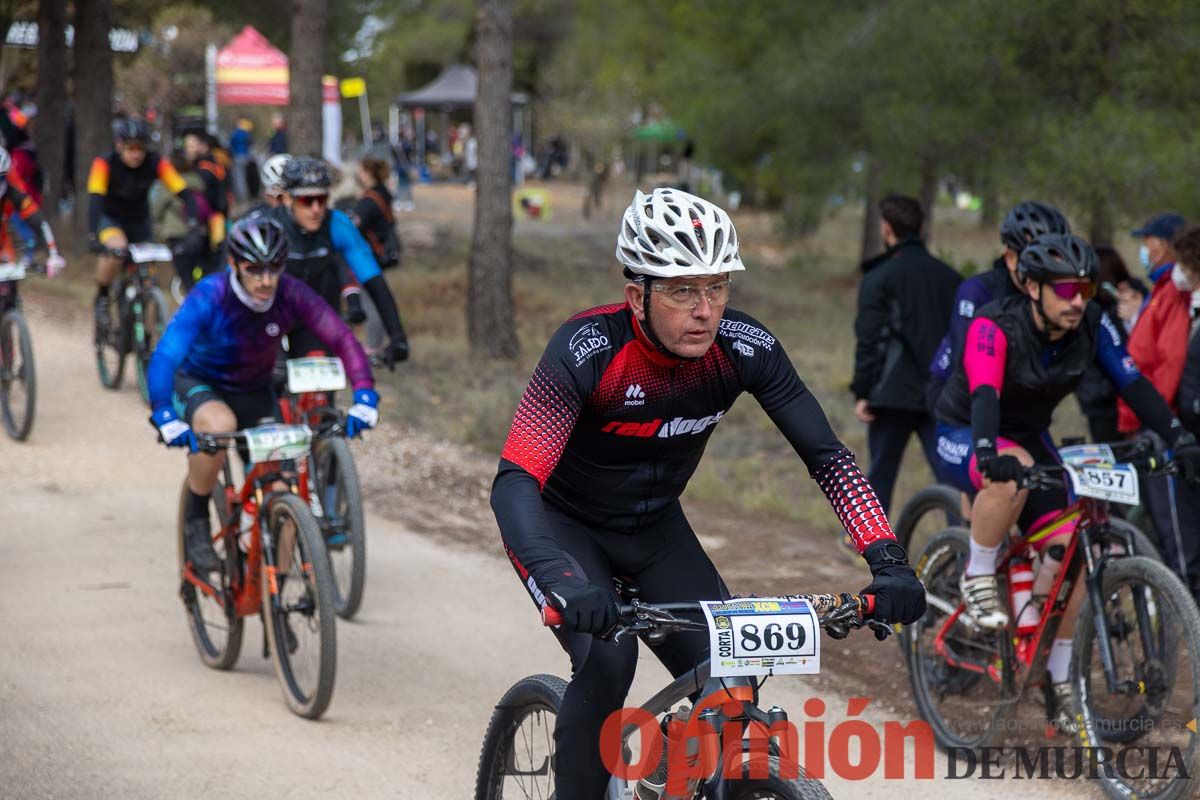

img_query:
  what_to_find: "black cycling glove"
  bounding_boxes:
[861,540,926,629]
[1173,432,1200,485]
[345,292,367,325]
[545,578,618,636]
[977,453,1024,485]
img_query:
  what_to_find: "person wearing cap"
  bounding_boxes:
[1132,212,1186,285]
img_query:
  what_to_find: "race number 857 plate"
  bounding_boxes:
[1065,462,1140,506]
[701,598,820,677]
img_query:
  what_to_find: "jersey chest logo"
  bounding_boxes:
[569,321,611,366]
[602,411,724,439]
[266,322,280,337]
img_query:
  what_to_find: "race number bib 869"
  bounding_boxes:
[701,598,820,677]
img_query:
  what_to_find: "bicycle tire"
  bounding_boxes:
[1072,556,1200,799]
[135,286,169,407]
[313,436,367,619]
[177,478,243,670]
[0,310,35,441]
[95,286,126,390]
[722,755,832,799]
[1104,517,1162,563]
[906,526,1015,750]
[893,484,965,554]
[261,493,337,719]
[474,673,566,800]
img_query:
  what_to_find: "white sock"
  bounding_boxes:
[965,540,1002,577]
[1047,638,1073,684]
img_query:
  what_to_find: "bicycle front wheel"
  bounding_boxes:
[95,288,125,389]
[262,493,337,719]
[177,478,243,670]
[312,437,366,619]
[135,286,169,407]
[1073,555,1200,800]
[475,674,565,800]
[893,484,965,556]
[0,309,35,441]
[906,526,1015,749]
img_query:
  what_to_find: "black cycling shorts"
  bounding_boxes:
[506,500,729,797]
[171,371,277,429]
[97,213,152,247]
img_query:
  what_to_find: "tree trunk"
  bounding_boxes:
[1088,200,1114,247]
[467,0,519,359]
[288,0,327,156]
[36,0,68,211]
[73,0,113,235]
[978,169,999,230]
[919,156,938,243]
[859,154,883,264]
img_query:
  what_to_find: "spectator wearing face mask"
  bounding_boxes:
[1122,224,1200,595]
[1133,212,1186,286]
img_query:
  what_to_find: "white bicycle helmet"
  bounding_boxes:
[0,147,10,177]
[616,188,744,278]
[260,153,291,193]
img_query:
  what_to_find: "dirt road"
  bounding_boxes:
[0,297,1086,799]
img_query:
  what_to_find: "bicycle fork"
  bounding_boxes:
[1079,525,1158,696]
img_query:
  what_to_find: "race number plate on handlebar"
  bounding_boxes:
[1058,444,1140,505]
[244,423,313,464]
[286,357,348,394]
[0,263,27,281]
[700,597,820,677]
[128,243,173,264]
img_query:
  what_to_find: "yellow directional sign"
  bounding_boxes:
[1189,719,1197,734]
[340,77,366,98]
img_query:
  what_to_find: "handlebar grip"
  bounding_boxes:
[862,594,876,617]
[542,605,563,627]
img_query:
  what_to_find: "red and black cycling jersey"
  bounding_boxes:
[491,302,895,588]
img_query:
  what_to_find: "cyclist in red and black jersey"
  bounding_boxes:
[88,118,197,328]
[0,146,65,274]
[491,187,925,798]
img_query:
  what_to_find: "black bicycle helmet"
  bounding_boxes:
[227,216,288,266]
[1018,233,1098,284]
[112,117,150,144]
[282,156,332,196]
[1000,201,1070,253]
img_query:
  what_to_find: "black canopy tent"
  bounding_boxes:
[392,64,529,163]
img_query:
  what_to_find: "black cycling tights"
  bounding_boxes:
[507,501,729,800]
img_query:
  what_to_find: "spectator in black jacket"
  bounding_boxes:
[852,194,962,513]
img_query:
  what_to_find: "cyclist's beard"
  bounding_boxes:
[229,269,275,312]
[640,279,702,361]
[1032,290,1069,337]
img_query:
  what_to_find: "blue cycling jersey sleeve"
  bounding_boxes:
[284,277,375,390]
[1095,310,1141,390]
[147,278,217,411]
[946,276,995,353]
[329,209,381,283]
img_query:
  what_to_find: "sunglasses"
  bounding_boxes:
[239,259,287,278]
[294,194,329,208]
[1047,280,1097,301]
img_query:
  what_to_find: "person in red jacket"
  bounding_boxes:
[1120,224,1200,594]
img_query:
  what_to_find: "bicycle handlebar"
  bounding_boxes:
[541,593,885,641]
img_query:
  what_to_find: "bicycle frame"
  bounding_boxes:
[180,447,314,621]
[932,495,1158,699]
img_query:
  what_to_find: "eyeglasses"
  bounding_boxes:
[649,278,733,310]
[294,194,329,208]
[239,259,287,278]
[1047,280,1097,301]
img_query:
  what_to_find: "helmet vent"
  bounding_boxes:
[674,231,700,259]
[711,228,724,261]
[689,209,707,254]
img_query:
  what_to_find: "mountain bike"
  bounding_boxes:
[277,355,367,619]
[0,260,36,440]
[176,423,337,719]
[95,242,172,406]
[476,588,890,800]
[907,439,1200,800]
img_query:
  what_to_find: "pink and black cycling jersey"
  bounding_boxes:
[491,303,895,587]
[936,295,1140,439]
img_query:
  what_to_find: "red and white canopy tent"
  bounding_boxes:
[215,26,289,106]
